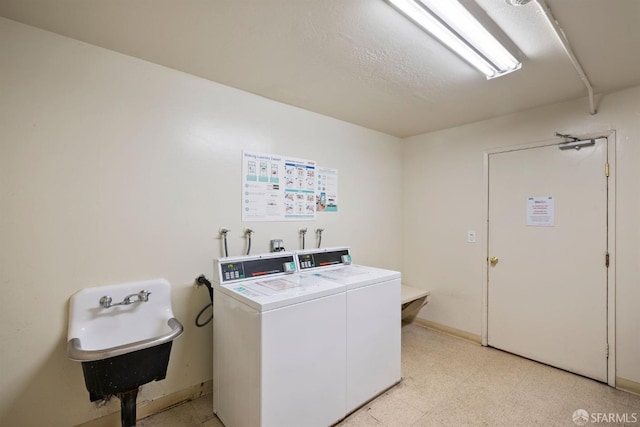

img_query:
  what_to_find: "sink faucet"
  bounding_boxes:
[124,290,151,304]
[99,290,151,308]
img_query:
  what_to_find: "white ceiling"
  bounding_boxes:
[1,0,639,137]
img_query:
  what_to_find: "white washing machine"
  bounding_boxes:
[295,247,401,414]
[213,252,347,427]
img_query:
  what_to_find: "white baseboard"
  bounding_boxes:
[616,377,640,396]
[409,317,482,345]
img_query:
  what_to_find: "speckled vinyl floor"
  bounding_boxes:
[140,324,640,427]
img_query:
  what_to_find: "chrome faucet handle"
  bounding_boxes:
[139,290,151,302]
[99,296,112,308]
[124,290,151,304]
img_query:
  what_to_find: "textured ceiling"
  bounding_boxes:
[1,0,639,137]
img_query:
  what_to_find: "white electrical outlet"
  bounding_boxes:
[467,230,476,243]
[271,239,284,252]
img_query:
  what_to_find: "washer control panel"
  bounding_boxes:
[216,254,297,284]
[297,248,350,271]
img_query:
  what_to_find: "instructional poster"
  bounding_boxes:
[527,196,555,226]
[316,167,338,212]
[242,151,316,221]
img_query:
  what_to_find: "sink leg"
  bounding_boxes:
[116,388,139,427]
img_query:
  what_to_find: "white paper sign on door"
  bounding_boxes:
[527,196,555,227]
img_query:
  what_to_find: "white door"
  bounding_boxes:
[487,139,609,381]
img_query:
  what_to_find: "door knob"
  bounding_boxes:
[490,256,499,265]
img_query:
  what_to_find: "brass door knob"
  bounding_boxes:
[490,256,499,265]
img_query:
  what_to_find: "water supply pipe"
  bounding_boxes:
[533,0,596,114]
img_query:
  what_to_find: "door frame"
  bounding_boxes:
[481,131,616,386]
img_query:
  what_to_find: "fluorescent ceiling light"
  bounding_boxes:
[387,0,521,79]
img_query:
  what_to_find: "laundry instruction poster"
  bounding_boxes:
[316,167,338,212]
[242,151,316,221]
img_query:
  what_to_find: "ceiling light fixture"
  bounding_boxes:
[387,0,521,79]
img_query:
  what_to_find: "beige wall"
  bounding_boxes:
[402,85,640,384]
[2,14,639,427]
[0,18,403,426]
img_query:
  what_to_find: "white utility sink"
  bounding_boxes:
[66,278,183,362]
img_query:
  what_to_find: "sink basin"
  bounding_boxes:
[66,278,184,426]
[67,278,183,362]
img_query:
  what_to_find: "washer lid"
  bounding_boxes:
[307,264,401,290]
[215,273,346,311]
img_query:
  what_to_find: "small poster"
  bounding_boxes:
[527,196,555,227]
[242,151,316,222]
[316,167,338,212]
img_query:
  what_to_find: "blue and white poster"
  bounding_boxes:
[242,151,316,221]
